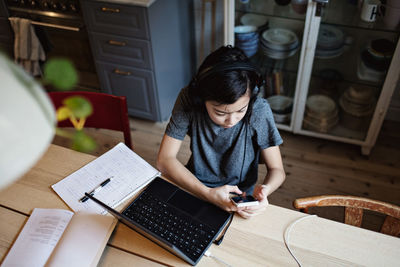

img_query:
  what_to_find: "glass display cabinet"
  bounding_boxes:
[225,0,400,155]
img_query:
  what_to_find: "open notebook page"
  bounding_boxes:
[1,208,73,267]
[46,212,116,267]
[52,143,160,214]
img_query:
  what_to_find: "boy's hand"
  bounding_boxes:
[236,184,270,219]
[206,185,242,212]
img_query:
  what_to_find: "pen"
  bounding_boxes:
[80,176,113,203]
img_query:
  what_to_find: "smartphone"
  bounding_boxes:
[230,195,259,207]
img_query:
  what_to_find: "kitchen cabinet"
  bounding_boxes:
[228,0,400,155]
[80,0,194,121]
[0,0,13,57]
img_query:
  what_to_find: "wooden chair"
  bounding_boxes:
[48,91,133,150]
[293,195,400,237]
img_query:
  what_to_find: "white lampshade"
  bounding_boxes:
[0,53,56,189]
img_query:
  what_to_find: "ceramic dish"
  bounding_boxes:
[235,25,258,34]
[317,25,344,50]
[235,33,259,44]
[261,46,299,59]
[339,86,376,117]
[306,94,336,116]
[303,94,339,133]
[361,50,391,72]
[339,90,375,132]
[315,46,344,59]
[260,36,299,51]
[262,28,298,47]
[235,36,259,47]
[273,112,291,124]
[340,98,375,115]
[267,95,293,114]
[303,116,338,133]
[369,38,396,57]
[240,13,268,28]
[357,59,385,83]
[234,25,258,41]
[304,110,338,126]
[344,86,374,104]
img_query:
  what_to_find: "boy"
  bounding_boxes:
[157,46,285,218]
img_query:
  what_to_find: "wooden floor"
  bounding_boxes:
[52,118,400,232]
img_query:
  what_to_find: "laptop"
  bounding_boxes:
[85,177,232,266]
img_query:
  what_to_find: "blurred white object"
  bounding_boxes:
[360,0,380,22]
[0,53,55,189]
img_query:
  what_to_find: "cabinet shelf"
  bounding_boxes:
[322,1,400,33]
[229,0,400,154]
[235,0,306,22]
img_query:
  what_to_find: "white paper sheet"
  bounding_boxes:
[1,208,73,267]
[46,212,116,267]
[51,143,160,214]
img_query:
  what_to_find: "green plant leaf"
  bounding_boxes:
[43,58,78,90]
[56,106,71,121]
[71,131,97,153]
[63,96,93,118]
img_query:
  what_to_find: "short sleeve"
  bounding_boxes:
[165,87,192,140]
[251,98,283,149]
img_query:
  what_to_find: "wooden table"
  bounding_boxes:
[1,144,399,266]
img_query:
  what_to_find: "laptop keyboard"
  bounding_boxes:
[122,191,217,262]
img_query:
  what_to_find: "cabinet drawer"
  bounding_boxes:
[89,32,153,70]
[81,1,149,39]
[96,61,159,120]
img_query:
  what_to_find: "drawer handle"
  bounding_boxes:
[101,7,120,13]
[114,69,131,76]
[108,40,126,46]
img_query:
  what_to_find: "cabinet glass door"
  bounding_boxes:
[234,0,309,130]
[296,1,399,144]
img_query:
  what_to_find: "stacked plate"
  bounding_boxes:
[315,25,345,59]
[303,94,339,133]
[339,86,376,131]
[260,28,299,59]
[234,25,259,58]
[267,95,293,123]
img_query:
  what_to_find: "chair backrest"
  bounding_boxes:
[293,195,400,237]
[48,91,132,150]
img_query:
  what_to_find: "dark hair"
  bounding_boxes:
[188,46,260,111]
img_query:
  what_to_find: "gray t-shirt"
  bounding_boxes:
[165,87,283,192]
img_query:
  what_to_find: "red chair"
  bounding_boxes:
[48,91,133,150]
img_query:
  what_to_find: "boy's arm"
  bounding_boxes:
[236,145,285,218]
[257,145,286,197]
[260,146,286,196]
[157,134,210,199]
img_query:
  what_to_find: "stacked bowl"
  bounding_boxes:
[234,25,259,58]
[260,28,299,59]
[303,94,339,133]
[357,38,395,83]
[339,86,376,131]
[315,25,345,59]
